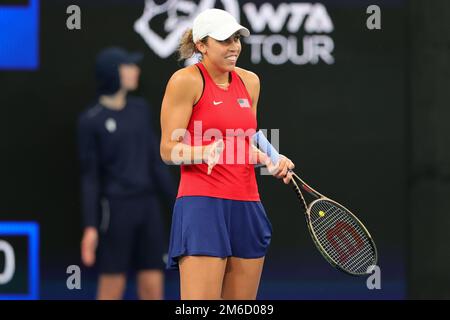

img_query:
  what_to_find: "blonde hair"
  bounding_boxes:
[177,28,207,61]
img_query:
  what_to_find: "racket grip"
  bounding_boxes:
[252,130,281,165]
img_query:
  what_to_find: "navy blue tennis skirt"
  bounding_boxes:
[167,196,273,270]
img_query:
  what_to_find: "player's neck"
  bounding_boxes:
[201,60,230,86]
[99,90,127,110]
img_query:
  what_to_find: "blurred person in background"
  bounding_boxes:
[77,47,176,300]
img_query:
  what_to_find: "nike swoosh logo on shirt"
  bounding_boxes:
[213,101,223,106]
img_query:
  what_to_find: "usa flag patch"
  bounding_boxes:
[237,98,250,108]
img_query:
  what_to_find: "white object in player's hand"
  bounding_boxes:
[203,139,224,175]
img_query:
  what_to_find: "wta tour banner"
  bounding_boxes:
[0,222,39,300]
[134,0,334,65]
[0,0,39,70]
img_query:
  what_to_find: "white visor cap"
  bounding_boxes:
[192,9,250,43]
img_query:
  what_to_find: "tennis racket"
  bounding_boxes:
[253,130,378,276]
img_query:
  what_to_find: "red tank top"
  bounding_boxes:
[176,63,260,201]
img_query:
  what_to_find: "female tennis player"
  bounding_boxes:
[160,9,295,300]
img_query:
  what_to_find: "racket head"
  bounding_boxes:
[305,198,378,276]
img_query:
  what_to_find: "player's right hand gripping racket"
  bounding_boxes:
[253,131,378,276]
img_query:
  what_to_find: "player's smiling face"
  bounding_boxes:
[198,32,242,72]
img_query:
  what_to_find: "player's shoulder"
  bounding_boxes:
[235,67,260,86]
[168,64,203,86]
[165,65,203,101]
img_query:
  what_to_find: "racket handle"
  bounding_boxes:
[252,130,281,165]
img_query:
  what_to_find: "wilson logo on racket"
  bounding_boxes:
[326,221,364,264]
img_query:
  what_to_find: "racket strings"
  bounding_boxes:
[318,217,374,274]
[309,200,376,275]
[315,211,374,274]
